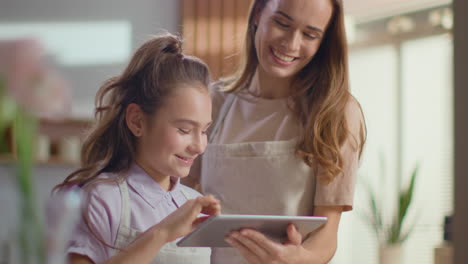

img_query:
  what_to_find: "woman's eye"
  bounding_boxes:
[178,128,190,134]
[201,130,208,135]
[274,19,289,28]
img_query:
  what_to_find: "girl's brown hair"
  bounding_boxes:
[55,33,210,190]
[54,33,210,248]
[224,0,366,183]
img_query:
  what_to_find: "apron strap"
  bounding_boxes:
[116,180,131,234]
[209,93,235,143]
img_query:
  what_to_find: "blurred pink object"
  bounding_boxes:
[0,38,71,119]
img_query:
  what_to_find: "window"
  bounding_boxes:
[332,16,453,264]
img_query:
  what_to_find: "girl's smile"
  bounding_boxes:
[175,154,195,166]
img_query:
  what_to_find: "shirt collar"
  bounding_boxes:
[126,162,182,208]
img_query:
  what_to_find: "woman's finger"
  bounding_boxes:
[287,224,302,245]
[238,229,283,256]
[230,230,271,260]
[225,233,261,264]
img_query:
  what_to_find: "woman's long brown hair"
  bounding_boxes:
[54,33,210,249]
[224,0,366,183]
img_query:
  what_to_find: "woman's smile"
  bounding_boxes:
[270,47,298,66]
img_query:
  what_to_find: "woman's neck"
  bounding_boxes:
[249,68,292,99]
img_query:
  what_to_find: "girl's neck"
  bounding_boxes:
[249,68,292,99]
[135,160,173,191]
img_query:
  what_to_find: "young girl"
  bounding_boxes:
[54,33,220,264]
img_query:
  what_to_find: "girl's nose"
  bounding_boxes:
[188,134,206,154]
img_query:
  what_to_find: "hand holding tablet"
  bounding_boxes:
[177,214,327,247]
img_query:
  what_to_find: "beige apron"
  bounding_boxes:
[201,94,317,264]
[114,180,211,264]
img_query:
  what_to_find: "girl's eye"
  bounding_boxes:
[304,32,318,40]
[274,19,289,28]
[201,130,208,135]
[178,128,190,134]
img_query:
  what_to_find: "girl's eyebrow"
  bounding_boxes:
[275,10,324,33]
[174,119,212,128]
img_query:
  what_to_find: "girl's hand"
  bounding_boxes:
[154,195,221,243]
[225,224,310,264]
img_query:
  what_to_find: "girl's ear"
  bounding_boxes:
[125,103,145,137]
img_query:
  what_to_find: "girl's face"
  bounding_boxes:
[254,0,333,79]
[136,86,212,181]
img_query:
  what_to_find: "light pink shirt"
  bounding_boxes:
[67,163,202,263]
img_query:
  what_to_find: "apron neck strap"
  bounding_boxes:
[209,93,235,143]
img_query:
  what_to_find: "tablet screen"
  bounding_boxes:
[177,214,327,247]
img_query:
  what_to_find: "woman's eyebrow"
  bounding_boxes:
[275,10,324,33]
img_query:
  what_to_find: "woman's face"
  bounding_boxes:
[137,86,212,180]
[254,0,333,79]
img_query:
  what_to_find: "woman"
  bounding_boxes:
[185,0,366,263]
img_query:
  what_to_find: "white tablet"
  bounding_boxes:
[176,214,327,247]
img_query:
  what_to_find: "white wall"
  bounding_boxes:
[0,0,180,118]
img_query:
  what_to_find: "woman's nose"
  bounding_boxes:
[281,30,301,52]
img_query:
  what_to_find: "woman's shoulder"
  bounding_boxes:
[344,94,366,147]
[345,95,365,125]
[209,79,236,120]
[210,80,229,102]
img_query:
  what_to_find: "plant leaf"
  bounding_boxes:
[394,164,419,243]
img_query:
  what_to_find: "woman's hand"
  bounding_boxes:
[154,195,221,243]
[225,206,343,264]
[225,224,311,264]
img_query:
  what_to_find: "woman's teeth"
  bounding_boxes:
[272,49,295,62]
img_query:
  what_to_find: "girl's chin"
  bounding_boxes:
[174,169,191,178]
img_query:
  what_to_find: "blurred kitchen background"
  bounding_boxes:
[1,0,466,263]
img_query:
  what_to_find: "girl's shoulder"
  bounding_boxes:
[178,184,203,199]
[83,173,122,208]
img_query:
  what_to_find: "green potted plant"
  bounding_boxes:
[0,38,70,264]
[360,156,419,264]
